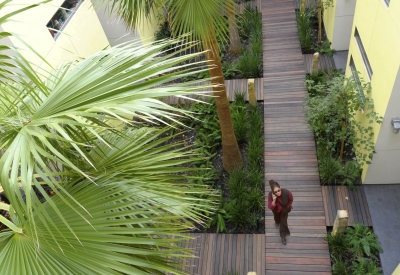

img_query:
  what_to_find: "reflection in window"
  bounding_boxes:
[349,56,365,106]
[354,28,373,79]
[46,0,83,40]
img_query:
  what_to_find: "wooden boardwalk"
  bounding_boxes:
[262,0,332,274]
[177,234,265,275]
[322,185,372,227]
[303,54,336,74]
[162,78,264,105]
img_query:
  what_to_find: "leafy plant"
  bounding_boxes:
[154,22,172,41]
[304,74,383,168]
[345,223,383,258]
[237,47,262,78]
[206,193,228,233]
[296,11,312,51]
[228,169,248,200]
[247,188,264,213]
[318,153,342,184]
[237,6,262,41]
[226,199,250,229]
[338,160,360,190]
[325,232,352,261]
[222,61,240,79]
[231,93,248,143]
[351,258,382,275]
[247,133,264,167]
[315,39,336,56]
[332,259,350,275]
[247,167,263,189]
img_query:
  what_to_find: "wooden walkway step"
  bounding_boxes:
[303,54,336,74]
[262,0,332,274]
[321,185,372,226]
[161,78,264,105]
[177,234,266,275]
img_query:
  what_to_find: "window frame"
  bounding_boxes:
[383,0,390,7]
[354,27,373,80]
[349,56,366,109]
[46,0,84,40]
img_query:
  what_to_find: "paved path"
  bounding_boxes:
[364,184,400,275]
[262,0,332,274]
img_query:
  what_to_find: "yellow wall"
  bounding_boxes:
[345,0,400,181]
[393,263,400,275]
[0,0,109,72]
[136,7,163,44]
[323,0,337,43]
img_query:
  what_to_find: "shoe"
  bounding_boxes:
[281,236,286,245]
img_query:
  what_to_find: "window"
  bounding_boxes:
[46,0,83,40]
[349,56,365,104]
[354,28,373,79]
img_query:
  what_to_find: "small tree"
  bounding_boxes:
[304,73,382,168]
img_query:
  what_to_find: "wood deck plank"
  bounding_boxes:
[262,0,332,274]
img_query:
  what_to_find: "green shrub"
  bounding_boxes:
[231,107,247,143]
[304,75,383,167]
[315,40,336,56]
[154,22,172,41]
[222,61,240,79]
[237,48,262,78]
[226,199,250,228]
[247,133,264,167]
[247,188,264,213]
[237,6,262,41]
[318,153,342,184]
[296,12,312,51]
[206,194,228,233]
[345,223,383,258]
[325,232,352,261]
[231,92,248,143]
[247,168,263,189]
[332,259,350,275]
[339,160,360,190]
[228,169,248,200]
[351,258,382,275]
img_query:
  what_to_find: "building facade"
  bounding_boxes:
[0,0,109,72]
[324,0,400,184]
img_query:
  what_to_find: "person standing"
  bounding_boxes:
[267,179,293,245]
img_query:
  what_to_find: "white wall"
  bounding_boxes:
[94,3,140,47]
[93,2,161,47]
[331,0,357,50]
[364,66,400,184]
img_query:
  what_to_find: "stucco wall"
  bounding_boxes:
[94,2,161,47]
[346,0,400,183]
[323,0,356,51]
[0,0,109,71]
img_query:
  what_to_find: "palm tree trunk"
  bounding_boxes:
[204,34,243,172]
[227,5,242,54]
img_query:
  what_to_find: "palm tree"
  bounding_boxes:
[227,1,242,54]
[99,0,244,171]
[0,3,217,274]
